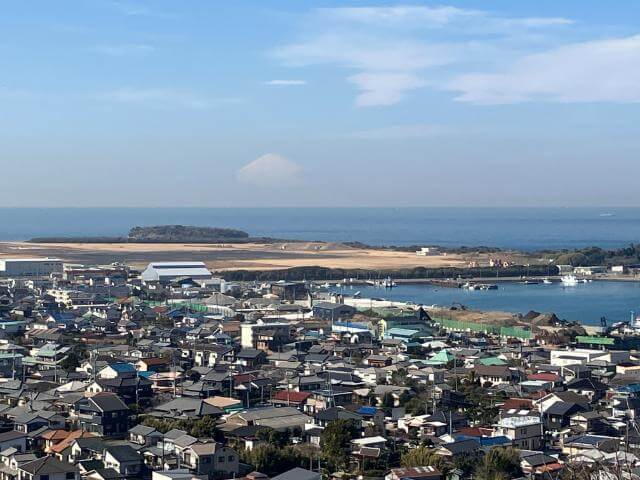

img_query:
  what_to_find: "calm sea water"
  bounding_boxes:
[0,207,639,251]
[339,281,640,326]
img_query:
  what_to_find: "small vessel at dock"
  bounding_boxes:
[561,275,582,285]
[463,282,498,290]
[382,277,397,288]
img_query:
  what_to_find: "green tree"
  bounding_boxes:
[391,368,408,385]
[398,391,413,406]
[321,419,359,470]
[240,444,305,476]
[474,447,521,480]
[142,415,219,438]
[381,392,396,409]
[189,415,218,438]
[256,427,291,448]
[401,446,448,473]
[60,352,80,371]
[404,397,426,415]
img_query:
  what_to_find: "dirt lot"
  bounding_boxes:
[0,241,486,271]
[428,306,521,326]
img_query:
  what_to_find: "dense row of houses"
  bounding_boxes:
[0,260,638,480]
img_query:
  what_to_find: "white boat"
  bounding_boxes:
[561,275,579,286]
[382,277,396,288]
[542,278,552,284]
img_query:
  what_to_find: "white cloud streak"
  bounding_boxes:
[107,1,153,16]
[106,1,176,19]
[272,5,573,107]
[264,80,308,86]
[92,44,155,56]
[318,6,573,32]
[346,124,450,139]
[99,87,241,109]
[348,72,425,107]
[448,34,640,104]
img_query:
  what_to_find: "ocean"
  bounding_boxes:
[0,207,639,251]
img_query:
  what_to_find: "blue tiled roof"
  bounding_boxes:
[453,434,511,447]
[480,436,511,447]
[357,406,378,416]
[111,362,135,373]
[618,383,640,394]
[334,321,369,330]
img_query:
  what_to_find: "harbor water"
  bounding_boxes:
[335,281,640,326]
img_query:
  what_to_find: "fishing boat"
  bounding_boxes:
[382,277,396,288]
[561,275,579,286]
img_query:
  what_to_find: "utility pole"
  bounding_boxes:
[172,352,177,398]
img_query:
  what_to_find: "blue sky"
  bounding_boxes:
[2,1,640,207]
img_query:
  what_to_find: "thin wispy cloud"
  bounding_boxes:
[98,87,241,109]
[448,34,640,104]
[318,6,573,32]
[237,154,303,187]
[272,5,575,107]
[264,80,308,86]
[92,44,155,57]
[348,72,425,107]
[107,1,152,16]
[105,1,176,19]
[346,124,450,139]
[321,6,479,27]
[273,34,459,106]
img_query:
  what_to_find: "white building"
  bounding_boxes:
[416,247,440,256]
[240,321,292,350]
[0,258,63,278]
[141,262,212,282]
[494,416,543,450]
[550,348,629,367]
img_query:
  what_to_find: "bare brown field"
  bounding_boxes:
[0,241,495,271]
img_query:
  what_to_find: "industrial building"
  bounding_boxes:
[0,258,63,278]
[312,301,357,322]
[140,261,213,282]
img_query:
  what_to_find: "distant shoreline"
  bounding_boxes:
[1,207,637,251]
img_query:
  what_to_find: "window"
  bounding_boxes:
[66,474,75,480]
[219,457,225,463]
[41,476,50,480]
[228,456,235,462]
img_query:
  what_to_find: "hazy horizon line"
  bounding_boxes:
[0,206,633,210]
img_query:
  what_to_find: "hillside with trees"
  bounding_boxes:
[128,225,250,242]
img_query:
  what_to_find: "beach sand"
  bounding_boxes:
[0,241,500,271]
